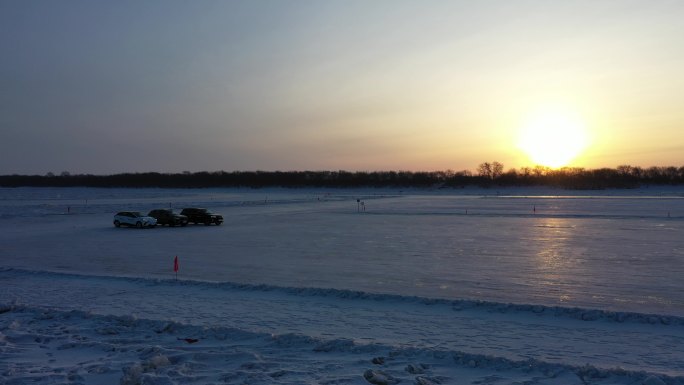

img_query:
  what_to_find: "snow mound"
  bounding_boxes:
[1,305,682,385]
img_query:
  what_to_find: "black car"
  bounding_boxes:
[148,209,188,227]
[180,208,223,225]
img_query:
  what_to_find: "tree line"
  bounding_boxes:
[1,164,684,189]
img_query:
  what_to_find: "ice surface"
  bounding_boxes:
[1,186,682,315]
[1,187,683,384]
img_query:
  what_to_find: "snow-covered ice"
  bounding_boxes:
[1,187,683,384]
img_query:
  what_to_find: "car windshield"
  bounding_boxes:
[131,212,142,217]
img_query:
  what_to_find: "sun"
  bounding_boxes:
[516,108,589,169]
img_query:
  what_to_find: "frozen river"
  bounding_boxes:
[3,186,684,384]
[1,186,683,317]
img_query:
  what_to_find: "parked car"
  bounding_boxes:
[180,208,223,225]
[113,211,157,228]
[148,209,188,227]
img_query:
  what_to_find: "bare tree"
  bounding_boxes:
[491,161,504,179]
[478,161,504,179]
[477,162,492,179]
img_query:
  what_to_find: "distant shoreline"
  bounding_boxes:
[2,167,684,189]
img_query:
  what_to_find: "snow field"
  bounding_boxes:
[1,187,684,384]
[2,269,684,384]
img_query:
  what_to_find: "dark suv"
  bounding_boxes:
[148,209,188,227]
[180,208,223,225]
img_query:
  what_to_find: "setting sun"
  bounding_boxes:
[517,108,590,169]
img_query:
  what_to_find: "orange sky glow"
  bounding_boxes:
[1,1,683,174]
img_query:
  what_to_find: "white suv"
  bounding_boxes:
[113,211,157,228]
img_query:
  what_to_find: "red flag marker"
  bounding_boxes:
[174,256,179,280]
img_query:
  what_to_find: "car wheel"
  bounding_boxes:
[181,222,187,227]
[136,222,142,228]
[114,220,120,228]
[216,221,222,225]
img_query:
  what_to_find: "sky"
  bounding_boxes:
[1,0,683,175]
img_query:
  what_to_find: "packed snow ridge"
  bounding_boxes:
[5,268,683,326]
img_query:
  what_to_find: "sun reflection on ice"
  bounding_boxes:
[531,217,580,303]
